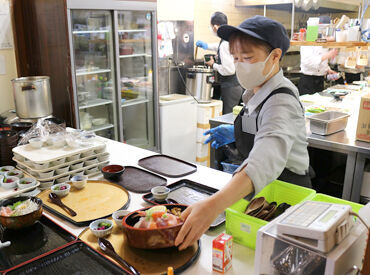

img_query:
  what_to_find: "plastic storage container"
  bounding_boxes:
[221,162,239,174]
[225,180,316,249]
[311,193,363,214]
[307,111,350,135]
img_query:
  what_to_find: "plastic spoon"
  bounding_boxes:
[48,193,77,217]
[98,238,140,275]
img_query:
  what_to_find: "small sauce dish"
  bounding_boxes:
[1,176,18,189]
[151,186,171,202]
[89,219,113,237]
[18,177,37,189]
[51,183,71,197]
[112,210,130,229]
[5,169,23,179]
[70,175,88,189]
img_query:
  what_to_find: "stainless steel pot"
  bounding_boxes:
[11,76,53,119]
[186,66,214,103]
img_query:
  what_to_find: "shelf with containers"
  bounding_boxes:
[70,10,118,141]
[115,10,157,150]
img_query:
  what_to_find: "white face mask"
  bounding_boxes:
[235,52,275,90]
[209,25,218,37]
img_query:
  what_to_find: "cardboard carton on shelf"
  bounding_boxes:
[356,93,370,143]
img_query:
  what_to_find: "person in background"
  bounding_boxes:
[298,46,339,95]
[298,16,339,95]
[175,16,311,250]
[196,12,243,114]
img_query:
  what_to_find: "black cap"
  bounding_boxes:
[217,15,290,57]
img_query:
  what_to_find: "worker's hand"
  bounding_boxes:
[196,40,208,50]
[175,198,219,250]
[205,56,215,67]
[327,69,337,75]
[204,125,235,149]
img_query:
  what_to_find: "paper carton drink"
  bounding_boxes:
[212,233,233,273]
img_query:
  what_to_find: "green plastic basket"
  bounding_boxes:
[225,180,316,249]
[312,194,364,214]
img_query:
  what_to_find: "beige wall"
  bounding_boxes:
[0,48,16,114]
[157,0,194,21]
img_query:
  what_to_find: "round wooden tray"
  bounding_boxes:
[37,180,130,226]
[79,224,200,275]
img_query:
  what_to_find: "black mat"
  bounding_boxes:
[5,242,129,275]
[111,166,167,193]
[0,216,76,271]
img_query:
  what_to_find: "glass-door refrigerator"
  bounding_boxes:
[67,2,159,151]
[70,10,118,140]
[115,10,158,150]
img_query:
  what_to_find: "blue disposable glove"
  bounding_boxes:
[204,125,235,149]
[196,40,208,50]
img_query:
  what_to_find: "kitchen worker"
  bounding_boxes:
[175,16,311,250]
[196,12,243,114]
[298,16,339,95]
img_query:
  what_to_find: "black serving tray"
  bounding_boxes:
[112,166,167,193]
[0,215,76,272]
[142,179,225,228]
[4,241,130,275]
[138,154,197,178]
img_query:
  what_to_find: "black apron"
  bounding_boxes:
[215,40,243,114]
[298,74,324,95]
[234,87,312,188]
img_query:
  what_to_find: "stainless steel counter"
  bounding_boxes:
[209,112,370,202]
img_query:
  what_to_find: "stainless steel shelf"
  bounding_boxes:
[119,54,151,59]
[73,30,109,34]
[79,98,113,110]
[121,96,149,107]
[118,29,147,33]
[76,69,111,76]
[89,124,114,132]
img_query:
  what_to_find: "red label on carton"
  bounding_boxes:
[213,233,233,273]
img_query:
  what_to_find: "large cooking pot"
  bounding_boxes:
[186,66,214,103]
[11,76,53,119]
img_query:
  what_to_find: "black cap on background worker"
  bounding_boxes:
[196,12,243,114]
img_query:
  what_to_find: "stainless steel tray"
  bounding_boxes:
[307,111,350,136]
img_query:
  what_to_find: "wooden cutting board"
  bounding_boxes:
[79,225,200,275]
[37,180,129,225]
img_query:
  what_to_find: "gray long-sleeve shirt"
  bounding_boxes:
[235,69,309,194]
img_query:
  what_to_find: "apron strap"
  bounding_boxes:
[255,87,304,131]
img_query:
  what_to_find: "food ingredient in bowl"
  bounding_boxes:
[0,199,39,217]
[96,221,111,230]
[133,205,183,229]
[20,180,33,185]
[54,185,68,190]
[0,166,14,173]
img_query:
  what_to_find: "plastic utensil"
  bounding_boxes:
[48,193,77,217]
[204,125,235,149]
[98,238,140,275]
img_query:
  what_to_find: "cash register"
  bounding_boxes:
[254,201,370,275]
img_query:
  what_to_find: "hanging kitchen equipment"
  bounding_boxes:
[186,66,214,103]
[11,76,53,119]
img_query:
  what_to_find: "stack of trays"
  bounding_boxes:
[12,141,109,190]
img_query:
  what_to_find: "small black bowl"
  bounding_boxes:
[101,164,125,180]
